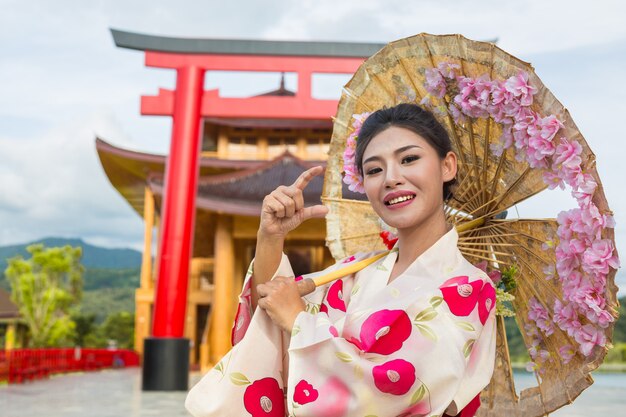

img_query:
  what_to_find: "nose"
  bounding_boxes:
[383,163,404,188]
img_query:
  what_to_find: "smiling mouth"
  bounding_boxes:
[385,195,415,206]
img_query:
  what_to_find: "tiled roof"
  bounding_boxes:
[149,151,367,216]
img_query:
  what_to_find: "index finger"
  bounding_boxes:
[293,166,324,191]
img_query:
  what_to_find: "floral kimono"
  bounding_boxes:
[186,228,496,417]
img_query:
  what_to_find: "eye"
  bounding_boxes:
[365,167,382,176]
[402,155,420,164]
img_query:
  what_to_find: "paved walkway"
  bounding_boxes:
[0,368,199,417]
[1,368,624,416]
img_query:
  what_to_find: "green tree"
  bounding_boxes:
[5,244,84,347]
[613,296,626,344]
[101,311,135,349]
[71,312,99,346]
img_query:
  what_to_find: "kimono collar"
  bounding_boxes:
[391,225,462,277]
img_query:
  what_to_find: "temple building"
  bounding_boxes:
[0,289,24,350]
[97,30,382,370]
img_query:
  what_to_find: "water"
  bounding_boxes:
[513,370,626,416]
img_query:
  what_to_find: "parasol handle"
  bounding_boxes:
[297,251,389,296]
[296,219,488,297]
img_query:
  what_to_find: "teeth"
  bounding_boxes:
[387,195,414,205]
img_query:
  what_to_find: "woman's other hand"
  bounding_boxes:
[256,276,306,332]
[258,166,328,239]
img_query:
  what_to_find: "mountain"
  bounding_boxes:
[0,237,142,271]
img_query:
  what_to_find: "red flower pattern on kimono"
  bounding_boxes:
[353,309,412,354]
[243,377,285,417]
[316,377,350,417]
[329,325,339,337]
[327,280,347,312]
[293,379,319,405]
[477,282,496,324]
[397,399,430,417]
[320,302,329,314]
[439,275,483,316]
[372,359,416,395]
[231,302,251,346]
[380,230,399,250]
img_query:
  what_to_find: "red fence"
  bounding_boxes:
[0,348,140,384]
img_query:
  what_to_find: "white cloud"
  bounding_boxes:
[0,0,624,292]
[0,112,144,249]
[260,0,626,55]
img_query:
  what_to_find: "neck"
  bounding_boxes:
[395,209,450,266]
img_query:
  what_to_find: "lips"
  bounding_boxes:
[384,191,416,206]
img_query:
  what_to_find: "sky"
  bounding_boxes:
[0,0,625,290]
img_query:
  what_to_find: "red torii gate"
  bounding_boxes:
[112,29,384,390]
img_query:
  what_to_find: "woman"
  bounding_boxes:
[186,103,497,417]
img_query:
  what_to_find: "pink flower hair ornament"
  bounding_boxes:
[341,112,371,194]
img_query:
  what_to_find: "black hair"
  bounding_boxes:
[355,103,457,202]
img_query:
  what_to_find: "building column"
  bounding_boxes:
[258,136,269,159]
[135,187,155,355]
[210,214,236,364]
[141,186,155,290]
[5,323,16,350]
[217,129,229,158]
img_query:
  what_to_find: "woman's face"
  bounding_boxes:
[361,126,457,232]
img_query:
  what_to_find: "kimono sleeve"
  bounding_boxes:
[231,253,295,346]
[231,252,375,346]
[285,276,497,417]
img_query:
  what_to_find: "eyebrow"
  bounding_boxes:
[362,145,422,165]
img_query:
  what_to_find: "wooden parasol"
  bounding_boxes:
[321,33,620,417]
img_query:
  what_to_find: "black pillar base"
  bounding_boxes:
[142,337,190,391]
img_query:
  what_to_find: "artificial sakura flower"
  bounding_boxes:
[293,379,319,405]
[342,163,365,194]
[527,297,555,337]
[490,126,514,156]
[439,275,483,316]
[372,359,416,395]
[327,280,347,312]
[504,72,537,106]
[437,61,460,78]
[553,137,583,171]
[542,264,556,280]
[543,169,566,190]
[524,322,539,338]
[573,323,607,356]
[582,239,620,276]
[553,299,581,338]
[424,67,446,98]
[559,344,576,364]
[528,115,563,143]
[454,75,492,118]
[341,112,370,194]
[448,103,466,123]
[243,377,285,417]
[350,309,412,355]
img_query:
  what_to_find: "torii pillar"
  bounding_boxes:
[142,65,204,391]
